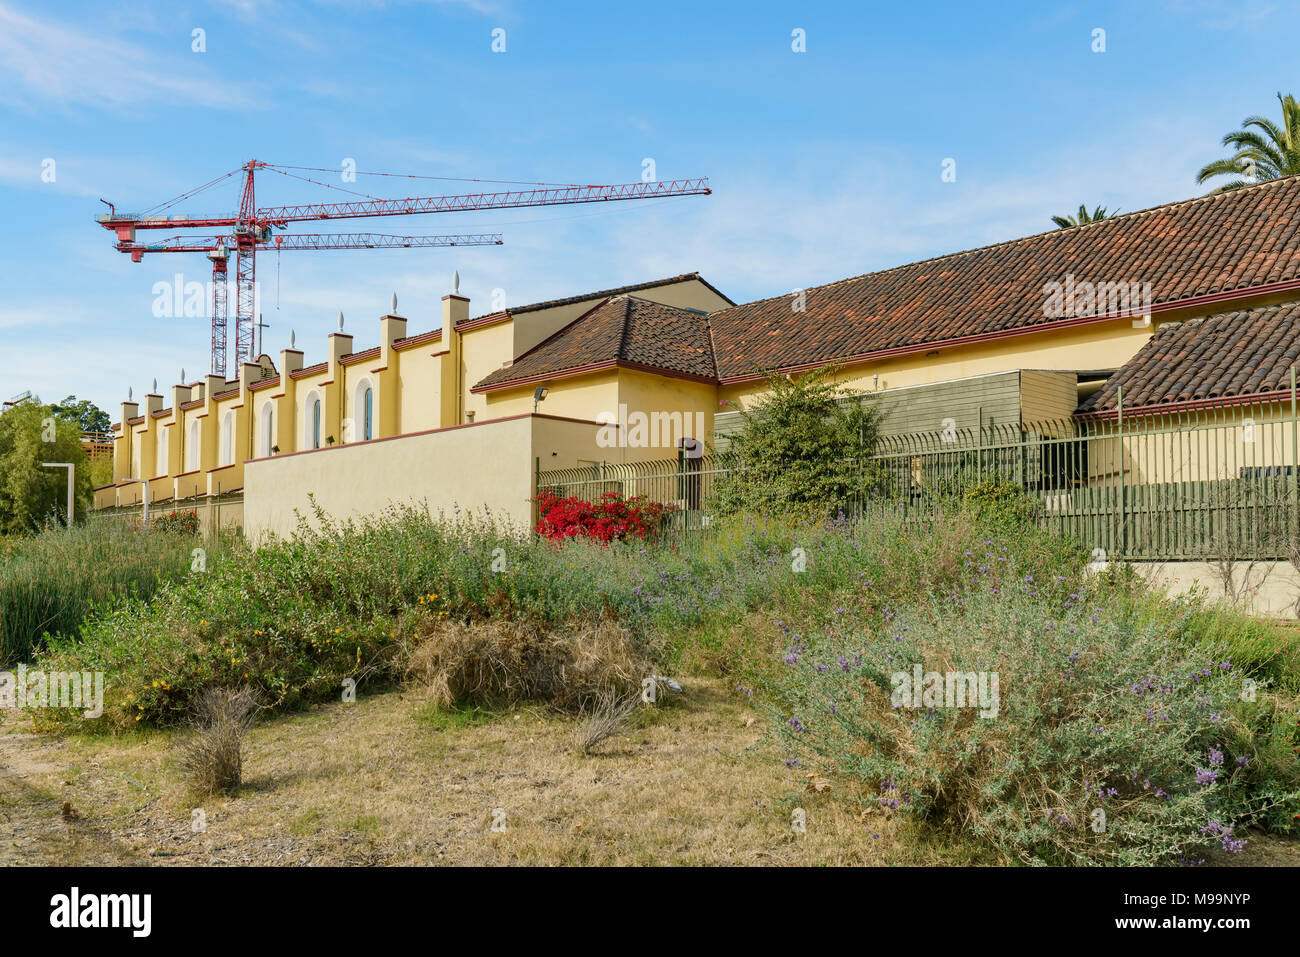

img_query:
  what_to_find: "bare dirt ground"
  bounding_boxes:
[1,678,1294,867]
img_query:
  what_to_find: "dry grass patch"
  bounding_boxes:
[1,678,988,866]
[402,617,650,713]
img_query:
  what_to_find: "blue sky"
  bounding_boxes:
[0,0,1296,415]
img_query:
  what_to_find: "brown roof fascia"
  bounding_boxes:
[393,329,443,350]
[290,362,328,379]
[339,346,381,366]
[472,357,715,394]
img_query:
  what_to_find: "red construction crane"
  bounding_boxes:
[119,232,504,364]
[97,160,711,377]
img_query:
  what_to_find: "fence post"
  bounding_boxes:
[1292,366,1298,550]
[1116,385,1125,558]
[534,456,541,534]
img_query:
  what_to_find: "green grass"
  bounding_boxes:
[414,701,503,730]
[0,518,224,666]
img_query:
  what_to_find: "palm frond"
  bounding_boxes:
[1199,93,1300,191]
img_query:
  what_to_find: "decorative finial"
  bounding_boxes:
[337,311,344,332]
[391,292,398,314]
[128,386,133,401]
[289,329,296,348]
[152,377,157,393]
[452,270,460,295]
[181,367,186,383]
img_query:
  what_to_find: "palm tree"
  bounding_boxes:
[1051,204,1118,229]
[1197,92,1300,193]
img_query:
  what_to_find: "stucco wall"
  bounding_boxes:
[243,413,608,542]
[1130,560,1300,619]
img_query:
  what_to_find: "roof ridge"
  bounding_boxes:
[710,174,1300,316]
[617,297,634,360]
[468,272,702,321]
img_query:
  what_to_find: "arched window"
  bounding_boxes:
[260,402,275,457]
[302,391,323,450]
[220,411,234,466]
[187,421,199,471]
[354,377,375,442]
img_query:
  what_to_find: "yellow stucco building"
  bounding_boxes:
[98,175,1300,540]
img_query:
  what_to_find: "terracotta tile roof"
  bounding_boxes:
[707,175,1300,380]
[464,272,732,324]
[473,296,716,389]
[1084,303,1300,412]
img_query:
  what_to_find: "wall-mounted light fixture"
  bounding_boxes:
[533,386,549,413]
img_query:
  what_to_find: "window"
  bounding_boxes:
[220,411,234,466]
[187,422,199,471]
[303,391,322,450]
[353,378,375,442]
[260,402,274,457]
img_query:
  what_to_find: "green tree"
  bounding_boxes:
[0,401,92,533]
[51,395,111,435]
[1051,204,1118,229]
[1197,92,1300,193]
[711,364,888,518]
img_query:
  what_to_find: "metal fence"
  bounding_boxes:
[536,384,1300,561]
[90,490,244,537]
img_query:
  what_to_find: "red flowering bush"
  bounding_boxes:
[150,509,200,535]
[535,491,674,543]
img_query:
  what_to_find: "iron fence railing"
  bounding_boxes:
[535,382,1300,561]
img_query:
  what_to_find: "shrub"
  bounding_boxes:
[402,616,648,713]
[0,400,93,533]
[960,480,1041,527]
[710,363,890,519]
[150,510,200,535]
[181,686,258,796]
[535,491,673,542]
[763,553,1300,865]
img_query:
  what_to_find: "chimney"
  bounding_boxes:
[380,292,408,359]
[280,345,303,377]
[239,359,261,393]
[328,311,354,368]
[440,273,469,426]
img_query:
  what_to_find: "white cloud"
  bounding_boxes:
[0,2,258,111]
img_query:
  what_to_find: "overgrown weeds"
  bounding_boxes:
[181,686,258,796]
[0,518,211,666]
[575,685,642,753]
